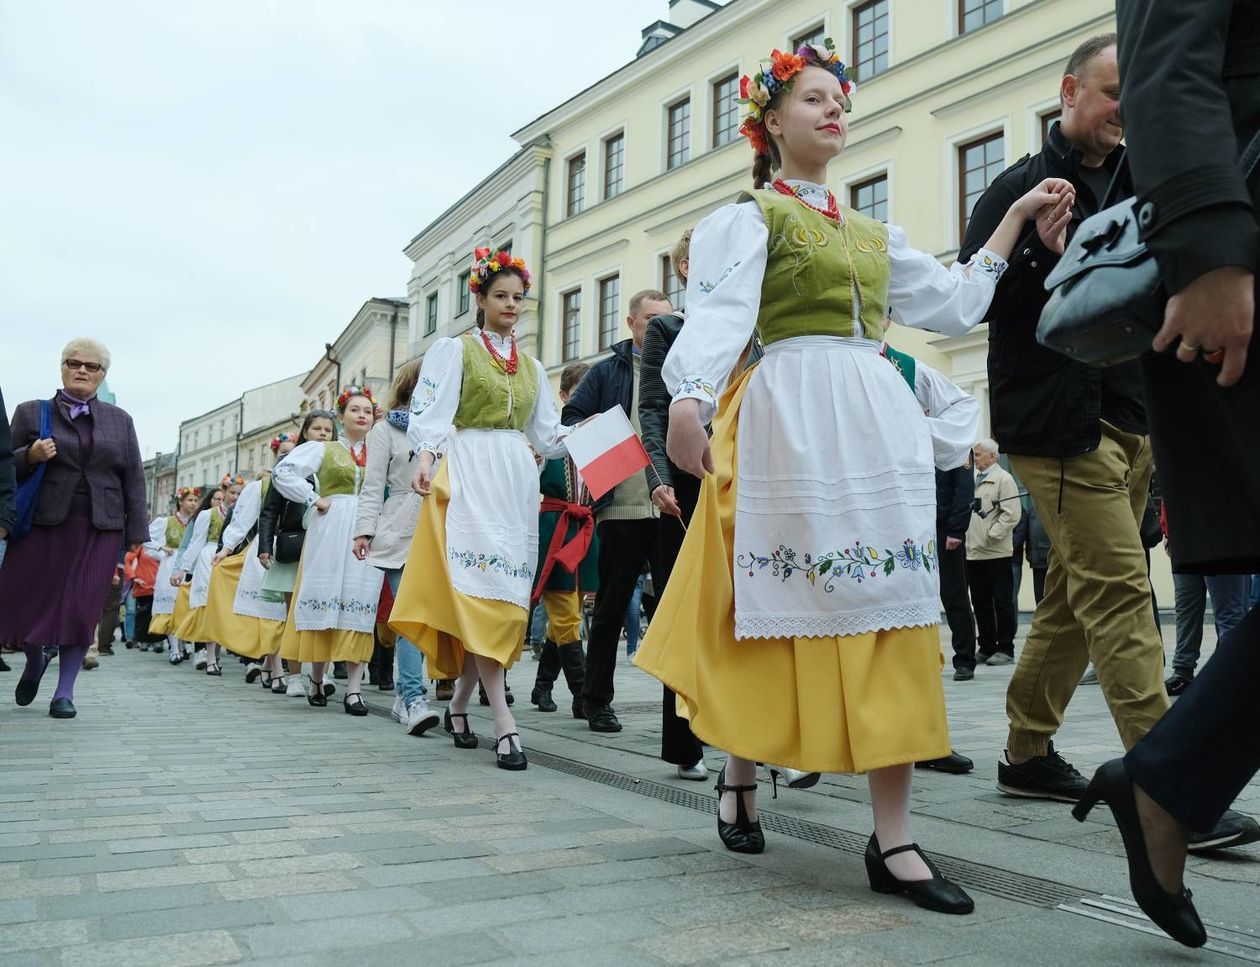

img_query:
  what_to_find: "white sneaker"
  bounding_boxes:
[194,650,207,670]
[404,698,441,736]
[390,695,405,723]
[286,677,306,697]
[677,759,709,781]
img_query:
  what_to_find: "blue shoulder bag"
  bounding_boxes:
[12,399,53,542]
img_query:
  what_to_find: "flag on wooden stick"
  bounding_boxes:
[563,407,651,501]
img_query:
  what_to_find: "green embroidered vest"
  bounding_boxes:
[454,333,538,432]
[740,191,892,345]
[164,515,188,550]
[316,443,359,497]
[207,506,226,544]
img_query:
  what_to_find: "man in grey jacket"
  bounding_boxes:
[965,440,1021,665]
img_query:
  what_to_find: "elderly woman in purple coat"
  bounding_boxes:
[0,338,148,718]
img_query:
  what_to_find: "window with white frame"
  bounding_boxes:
[566,152,586,217]
[598,275,621,350]
[712,72,739,147]
[852,1,890,80]
[562,289,582,361]
[667,98,691,169]
[603,132,625,199]
[850,173,889,222]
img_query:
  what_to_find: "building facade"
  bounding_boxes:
[302,298,410,413]
[237,374,305,475]
[143,451,178,519]
[175,398,240,489]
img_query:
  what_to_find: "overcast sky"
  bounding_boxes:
[0,1,660,455]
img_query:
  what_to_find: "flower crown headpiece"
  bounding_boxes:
[336,385,376,413]
[176,486,202,501]
[269,432,297,452]
[738,38,855,156]
[220,473,246,489]
[468,247,531,296]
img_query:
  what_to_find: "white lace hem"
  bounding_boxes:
[733,599,940,641]
[448,578,530,611]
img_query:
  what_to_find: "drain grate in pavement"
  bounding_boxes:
[1060,896,1260,962]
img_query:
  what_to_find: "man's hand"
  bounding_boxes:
[666,399,713,479]
[258,552,273,570]
[651,485,681,518]
[1155,266,1254,387]
[945,536,962,551]
[1032,182,1075,255]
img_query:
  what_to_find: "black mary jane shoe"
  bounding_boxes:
[343,693,368,716]
[1072,758,1206,947]
[306,682,328,708]
[205,663,222,677]
[495,732,528,771]
[270,676,287,695]
[864,834,974,915]
[715,765,764,854]
[49,697,77,719]
[444,709,479,750]
[260,672,274,690]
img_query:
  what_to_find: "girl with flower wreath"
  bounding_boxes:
[390,249,572,771]
[633,39,1074,915]
[173,477,241,674]
[273,388,382,714]
[148,486,203,657]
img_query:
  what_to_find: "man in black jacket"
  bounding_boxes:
[960,35,1170,803]
[562,287,673,733]
[935,463,976,680]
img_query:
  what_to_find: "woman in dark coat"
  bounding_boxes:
[0,338,148,718]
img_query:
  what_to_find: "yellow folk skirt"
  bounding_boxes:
[201,553,285,660]
[389,460,526,679]
[277,560,373,664]
[633,369,950,774]
[151,583,192,637]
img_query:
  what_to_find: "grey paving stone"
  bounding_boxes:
[0,898,38,925]
[240,912,414,958]
[236,852,361,877]
[360,841,494,865]
[101,899,276,941]
[181,841,306,864]
[96,863,233,892]
[496,910,666,955]
[39,884,219,921]
[216,872,356,901]
[273,885,433,921]
[590,837,710,862]
[353,858,493,888]
[109,834,230,854]
[25,849,184,876]
[0,917,92,953]
[0,842,101,862]
[59,928,245,967]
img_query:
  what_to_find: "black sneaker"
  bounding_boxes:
[1165,673,1193,697]
[996,742,1087,802]
[953,667,975,681]
[585,704,622,733]
[1187,809,1260,853]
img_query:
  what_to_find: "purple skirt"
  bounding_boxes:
[0,514,122,647]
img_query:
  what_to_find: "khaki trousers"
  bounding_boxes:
[1006,423,1168,757]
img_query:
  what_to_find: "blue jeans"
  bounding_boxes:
[0,537,6,572]
[624,574,645,655]
[385,568,426,704]
[123,591,137,641]
[1171,572,1250,676]
[528,601,548,646]
[1250,574,1260,610]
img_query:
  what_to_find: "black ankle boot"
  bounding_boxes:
[559,640,586,719]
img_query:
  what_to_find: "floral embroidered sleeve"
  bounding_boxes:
[886,225,1008,337]
[663,202,769,424]
[408,336,463,457]
[912,360,981,471]
[271,441,325,508]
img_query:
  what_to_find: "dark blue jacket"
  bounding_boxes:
[935,464,973,541]
[560,339,636,514]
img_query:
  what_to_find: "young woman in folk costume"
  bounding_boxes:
[390,248,572,771]
[201,434,297,684]
[174,475,243,675]
[148,486,202,658]
[273,388,381,714]
[634,40,1073,914]
[163,486,224,666]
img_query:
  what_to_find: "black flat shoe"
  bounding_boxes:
[206,664,222,677]
[260,673,274,689]
[1072,759,1205,947]
[531,687,557,712]
[444,709,479,750]
[343,693,368,716]
[915,751,975,775]
[0,656,11,670]
[15,676,41,707]
[49,697,77,719]
[270,676,286,694]
[332,661,348,680]
[306,682,328,708]
[864,834,974,914]
[716,765,764,854]
[495,732,528,771]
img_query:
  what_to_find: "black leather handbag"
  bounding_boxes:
[272,499,308,564]
[1038,131,1260,367]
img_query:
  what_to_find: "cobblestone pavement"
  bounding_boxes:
[1,622,1256,966]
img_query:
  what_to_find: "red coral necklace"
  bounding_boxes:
[772,179,842,223]
[480,330,519,375]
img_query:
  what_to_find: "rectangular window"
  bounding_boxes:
[603,132,625,199]
[1040,108,1062,145]
[667,98,691,169]
[661,254,685,309]
[791,24,826,50]
[850,173,889,222]
[959,132,1005,240]
[852,0,890,80]
[959,0,1002,34]
[566,152,586,217]
[425,293,438,336]
[711,72,739,148]
[598,275,621,350]
[457,271,471,316]
[562,290,582,361]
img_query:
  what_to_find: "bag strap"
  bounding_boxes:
[1240,128,1260,181]
[39,398,52,438]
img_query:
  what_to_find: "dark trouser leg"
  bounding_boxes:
[967,559,998,656]
[988,556,1017,655]
[1171,573,1207,677]
[1033,567,1047,604]
[1127,603,1260,832]
[583,519,659,709]
[535,639,560,691]
[97,580,122,650]
[557,641,585,701]
[1206,574,1250,640]
[655,476,704,765]
[938,532,976,671]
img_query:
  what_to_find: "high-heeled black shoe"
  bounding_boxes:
[715,765,764,854]
[444,709,479,750]
[864,834,973,914]
[1072,758,1206,947]
[343,693,368,716]
[495,732,527,771]
[306,681,327,707]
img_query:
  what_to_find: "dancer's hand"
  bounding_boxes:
[314,498,331,515]
[666,400,714,479]
[352,536,371,561]
[171,570,186,587]
[412,452,434,495]
[212,550,228,565]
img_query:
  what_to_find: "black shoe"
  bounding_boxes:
[495,732,528,771]
[1165,673,1193,697]
[332,661,348,680]
[245,664,263,684]
[322,680,336,698]
[953,667,974,682]
[0,656,8,671]
[1072,759,1205,947]
[205,664,222,677]
[49,697,77,719]
[916,751,975,775]
[572,698,586,720]
[997,742,1087,802]
[864,834,974,915]
[504,682,514,706]
[99,644,114,656]
[976,651,993,665]
[531,687,557,712]
[306,682,327,707]
[715,765,764,854]
[343,693,368,716]
[585,704,622,733]
[376,678,394,692]
[1187,809,1260,854]
[435,680,454,702]
[478,686,489,706]
[15,672,43,707]
[444,709,479,750]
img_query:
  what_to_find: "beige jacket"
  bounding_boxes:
[353,420,422,571]
[966,463,1021,561]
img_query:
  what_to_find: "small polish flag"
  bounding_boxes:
[563,407,651,501]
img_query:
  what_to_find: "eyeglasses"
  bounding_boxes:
[63,359,103,373]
